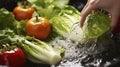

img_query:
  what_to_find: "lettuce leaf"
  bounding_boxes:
[0,8,27,35]
[82,12,110,39]
[27,0,69,19]
[28,0,69,8]
[33,5,61,19]
[0,8,17,30]
[50,6,80,38]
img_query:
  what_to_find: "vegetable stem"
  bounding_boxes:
[35,16,41,22]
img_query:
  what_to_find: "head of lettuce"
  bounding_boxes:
[82,12,110,39]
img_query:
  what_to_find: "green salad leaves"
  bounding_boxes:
[50,6,80,38]
[0,9,17,30]
[28,0,69,19]
[83,12,110,39]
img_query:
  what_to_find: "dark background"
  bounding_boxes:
[0,0,87,11]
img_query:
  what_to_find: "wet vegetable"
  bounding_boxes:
[13,2,35,21]
[0,47,26,67]
[26,16,51,40]
[28,0,69,19]
[50,6,80,38]
[0,8,62,65]
[82,12,110,39]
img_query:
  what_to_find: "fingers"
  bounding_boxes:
[80,0,120,32]
[80,4,93,28]
[80,0,98,28]
[81,0,90,12]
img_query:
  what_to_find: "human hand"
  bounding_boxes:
[80,0,120,30]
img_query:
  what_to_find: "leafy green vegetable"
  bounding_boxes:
[52,0,69,8]
[0,8,62,65]
[27,0,69,19]
[66,12,111,43]
[28,0,54,7]
[28,0,69,8]
[0,8,27,35]
[0,8,17,30]
[58,6,80,22]
[50,16,72,37]
[50,6,80,38]
[33,5,61,19]
[0,29,61,65]
[82,12,110,39]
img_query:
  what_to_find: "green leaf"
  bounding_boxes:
[83,12,110,38]
[0,8,17,30]
[50,6,80,38]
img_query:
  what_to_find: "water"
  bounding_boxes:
[50,23,120,67]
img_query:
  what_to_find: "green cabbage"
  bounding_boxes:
[50,6,80,38]
[83,12,110,39]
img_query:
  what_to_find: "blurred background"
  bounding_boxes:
[0,0,87,11]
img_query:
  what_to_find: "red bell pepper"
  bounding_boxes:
[0,48,26,67]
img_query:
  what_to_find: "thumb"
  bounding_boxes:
[80,6,92,28]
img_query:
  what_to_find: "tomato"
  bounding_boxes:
[13,4,35,21]
[26,17,51,40]
[112,16,120,33]
[0,48,26,67]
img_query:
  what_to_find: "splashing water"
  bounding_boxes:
[50,23,120,67]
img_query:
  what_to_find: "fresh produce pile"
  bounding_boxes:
[0,0,120,67]
[0,0,80,67]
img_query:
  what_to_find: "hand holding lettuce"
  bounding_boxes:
[81,12,113,53]
[82,12,110,39]
[49,8,113,54]
[50,8,111,45]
